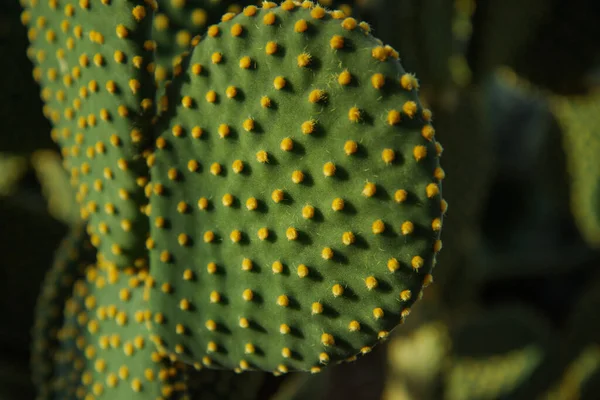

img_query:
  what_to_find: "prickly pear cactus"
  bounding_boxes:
[147,1,445,373]
[30,225,94,399]
[22,0,157,269]
[551,93,600,248]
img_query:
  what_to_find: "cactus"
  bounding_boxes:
[23,0,157,269]
[146,2,444,373]
[30,225,93,399]
[551,92,600,249]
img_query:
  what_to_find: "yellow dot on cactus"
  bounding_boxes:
[321,333,335,346]
[205,320,217,331]
[222,193,234,207]
[172,125,183,137]
[261,96,272,108]
[161,283,171,294]
[282,0,296,10]
[403,101,418,118]
[210,291,221,303]
[401,308,412,319]
[322,162,336,177]
[154,217,165,228]
[348,107,361,122]
[242,289,254,302]
[435,142,444,156]
[401,221,414,235]
[373,307,384,319]
[168,168,179,180]
[302,205,315,219]
[330,34,344,49]
[277,295,289,307]
[403,73,420,90]
[286,227,298,241]
[365,276,378,290]
[206,341,217,353]
[308,89,326,103]
[422,108,432,121]
[225,86,238,99]
[423,274,434,287]
[230,230,242,243]
[426,183,440,198]
[362,182,377,197]
[263,12,276,25]
[371,73,385,89]
[297,53,312,67]
[432,218,442,231]
[206,90,217,103]
[422,125,435,141]
[217,124,231,138]
[378,331,389,339]
[321,246,334,260]
[372,219,385,234]
[183,269,194,280]
[192,126,203,138]
[257,227,269,240]
[229,159,244,174]
[319,352,330,364]
[341,17,357,30]
[280,324,291,334]
[241,258,253,271]
[265,41,278,55]
[332,198,345,211]
[372,46,388,62]
[348,321,361,332]
[413,145,427,161]
[398,289,412,301]
[273,76,286,90]
[211,52,223,64]
[434,239,443,252]
[239,56,252,69]
[243,118,254,132]
[256,150,269,163]
[203,231,215,243]
[295,19,309,32]
[272,189,284,203]
[292,170,305,183]
[272,260,284,274]
[297,264,309,278]
[411,256,424,270]
[311,301,324,315]
[338,70,352,85]
[191,63,203,75]
[244,343,255,354]
[239,317,250,328]
[245,197,258,211]
[344,140,358,155]
[132,5,146,21]
[310,5,326,18]
[301,120,316,134]
[198,197,209,210]
[332,283,344,297]
[179,299,190,311]
[230,23,243,37]
[393,189,407,203]
[243,5,258,16]
[210,162,222,175]
[434,167,445,180]
[441,199,448,214]
[177,233,189,246]
[381,148,396,164]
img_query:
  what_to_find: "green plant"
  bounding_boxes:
[22,0,444,396]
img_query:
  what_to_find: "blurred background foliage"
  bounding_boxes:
[1,0,600,399]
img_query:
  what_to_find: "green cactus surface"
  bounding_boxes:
[22,0,157,269]
[49,264,189,399]
[146,1,445,373]
[551,93,600,248]
[31,225,94,399]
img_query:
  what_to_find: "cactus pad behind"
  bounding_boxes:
[148,2,445,372]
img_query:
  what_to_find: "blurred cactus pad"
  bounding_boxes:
[1,0,599,399]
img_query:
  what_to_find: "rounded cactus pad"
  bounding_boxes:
[147,1,445,372]
[22,0,156,269]
[49,264,188,399]
[31,225,94,399]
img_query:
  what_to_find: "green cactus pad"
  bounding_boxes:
[31,225,94,399]
[49,264,188,399]
[147,1,445,372]
[22,0,156,269]
[152,0,244,86]
[551,93,600,248]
